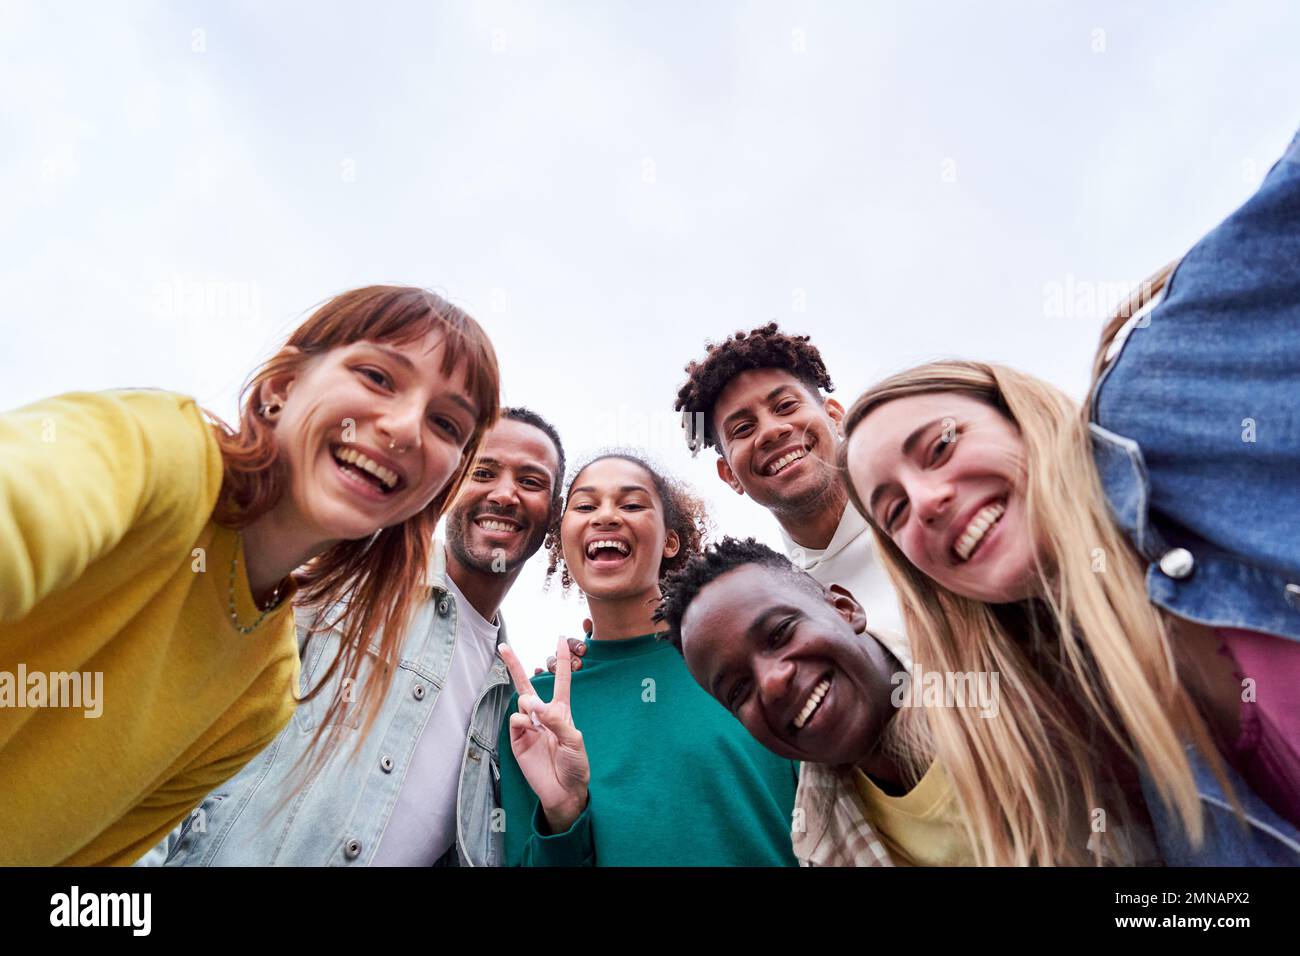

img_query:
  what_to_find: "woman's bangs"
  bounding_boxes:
[359,293,500,434]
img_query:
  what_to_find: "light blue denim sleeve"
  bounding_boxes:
[1142,746,1300,866]
[1092,124,1300,640]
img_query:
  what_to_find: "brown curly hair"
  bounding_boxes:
[673,321,835,454]
[545,451,710,592]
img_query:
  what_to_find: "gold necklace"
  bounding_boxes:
[228,535,287,634]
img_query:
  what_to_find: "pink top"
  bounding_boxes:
[1216,627,1300,830]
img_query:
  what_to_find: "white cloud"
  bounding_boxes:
[3,1,1298,667]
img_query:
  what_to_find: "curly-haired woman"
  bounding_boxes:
[495,452,800,865]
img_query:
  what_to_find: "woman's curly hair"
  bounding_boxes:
[673,321,835,454]
[544,451,710,592]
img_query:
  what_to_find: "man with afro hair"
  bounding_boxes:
[674,322,902,635]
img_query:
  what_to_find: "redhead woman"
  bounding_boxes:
[0,285,499,865]
[496,453,800,866]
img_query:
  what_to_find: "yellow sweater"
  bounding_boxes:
[0,389,300,866]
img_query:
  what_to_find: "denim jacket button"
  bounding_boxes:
[437,597,451,617]
[344,839,362,860]
[412,683,426,700]
[380,755,394,773]
[1158,548,1195,580]
[1285,583,1300,610]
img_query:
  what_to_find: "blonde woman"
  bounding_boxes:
[835,127,1300,865]
[0,285,499,865]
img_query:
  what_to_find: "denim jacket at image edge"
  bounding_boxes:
[1089,124,1300,645]
[1140,747,1300,866]
[137,541,513,867]
[1089,125,1300,864]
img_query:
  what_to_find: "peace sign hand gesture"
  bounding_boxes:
[499,638,591,835]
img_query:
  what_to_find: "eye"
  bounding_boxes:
[776,399,798,414]
[727,678,750,712]
[572,503,596,513]
[731,422,753,439]
[521,477,546,490]
[885,498,908,532]
[431,415,463,440]
[358,367,392,389]
[770,616,795,648]
[471,467,493,481]
[929,435,954,464]
[621,502,647,512]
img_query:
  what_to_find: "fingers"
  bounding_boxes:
[508,711,535,735]
[498,644,538,700]
[507,711,543,750]
[568,638,586,658]
[546,650,582,674]
[532,696,581,749]
[516,692,547,726]
[552,637,573,705]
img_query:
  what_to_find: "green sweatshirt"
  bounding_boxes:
[498,632,800,866]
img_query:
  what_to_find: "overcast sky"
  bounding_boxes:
[3,1,1298,668]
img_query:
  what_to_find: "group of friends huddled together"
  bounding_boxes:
[3,129,1299,868]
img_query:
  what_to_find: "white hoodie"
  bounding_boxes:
[779,500,905,637]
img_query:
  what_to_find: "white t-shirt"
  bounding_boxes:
[371,569,500,866]
[779,500,905,638]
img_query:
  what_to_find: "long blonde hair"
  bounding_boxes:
[837,357,1221,865]
[1088,260,1178,386]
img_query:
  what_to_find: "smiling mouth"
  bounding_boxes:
[953,499,1006,562]
[765,439,814,477]
[585,538,631,565]
[792,673,832,732]
[475,516,522,534]
[331,444,403,495]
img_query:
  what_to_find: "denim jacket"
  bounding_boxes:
[138,542,513,867]
[1090,124,1300,643]
[1142,747,1300,866]
[1090,125,1300,863]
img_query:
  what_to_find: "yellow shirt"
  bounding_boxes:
[851,762,977,867]
[0,389,300,865]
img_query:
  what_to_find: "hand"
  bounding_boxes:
[500,639,591,834]
[541,638,587,675]
[534,620,593,675]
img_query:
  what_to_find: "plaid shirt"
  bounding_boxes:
[791,627,912,867]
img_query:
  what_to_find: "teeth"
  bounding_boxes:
[477,518,518,533]
[953,502,1006,562]
[767,448,807,476]
[333,446,399,490]
[793,678,831,730]
[586,539,630,558]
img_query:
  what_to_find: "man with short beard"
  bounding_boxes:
[140,408,565,867]
[674,324,902,634]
